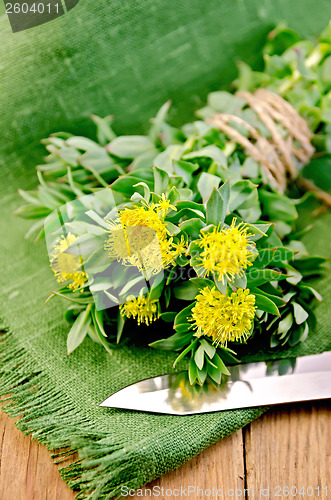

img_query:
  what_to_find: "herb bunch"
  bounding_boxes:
[15,24,329,386]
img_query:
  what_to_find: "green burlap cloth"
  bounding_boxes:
[1,1,330,498]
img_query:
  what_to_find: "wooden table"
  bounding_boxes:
[0,402,329,499]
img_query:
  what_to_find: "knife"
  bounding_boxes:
[99,352,331,415]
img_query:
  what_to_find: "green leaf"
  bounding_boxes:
[232,273,247,289]
[119,276,145,296]
[293,302,309,325]
[278,313,293,336]
[212,353,231,375]
[176,200,205,210]
[63,304,85,324]
[196,364,208,385]
[173,160,199,185]
[91,114,116,144]
[189,358,198,385]
[264,26,302,55]
[206,358,222,384]
[179,218,205,239]
[174,303,195,326]
[65,221,105,236]
[66,136,100,151]
[298,285,322,301]
[132,182,150,203]
[149,100,172,143]
[241,157,259,178]
[91,307,114,354]
[246,269,282,287]
[175,323,192,334]
[83,247,112,274]
[89,279,112,292]
[165,221,181,235]
[251,248,276,269]
[150,331,193,351]
[229,179,258,211]
[104,290,120,305]
[214,275,228,294]
[86,210,110,229]
[199,339,216,359]
[197,172,220,203]
[117,310,125,344]
[251,288,285,307]
[111,175,153,196]
[149,276,165,301]
[189,277,215,290]
[67,305,91,354]
[46,290,94,305]
[91,307,107,337]
[159,311,177,322]
[18,189,43,206]
[168,186,181,204]
[176,187,194,201]
[87,325,103,345]
[259,189,298,223]
[285,265,303,285]
[288,322,309,347]
[320,56,331,86]
[173,281,200,301]
[173,339,198,367]
[206,187,226,225]
[14,205,51,219]
[24,219,45,240]
[217,347,240,364]
[219,178,230,209]
[294,257,325,271]
[246,223,272,241]
[194,345,205,370]
[153,166,170,195]
[65,233,105,256]
[270,247,297,264]
[208,90,246,113]
[130,149,158,171]
[106,135,154,158]
[254,293,280,316]
[183,145,227,167]
[38,186,71,210]
[154,145,185,173]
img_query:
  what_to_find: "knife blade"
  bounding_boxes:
[99,352,331,415]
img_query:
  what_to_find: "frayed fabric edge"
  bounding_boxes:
[0,323,267,499]
[0,325,159,499]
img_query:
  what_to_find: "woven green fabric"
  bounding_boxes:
[1,2,331,498]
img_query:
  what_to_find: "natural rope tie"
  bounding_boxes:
[207,89,331,206]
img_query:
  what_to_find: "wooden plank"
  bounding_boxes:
[1,403,329,499]
[244,402,330,499]
[130,430,245,499]
[0,408,244,500]
[0,410,75,500]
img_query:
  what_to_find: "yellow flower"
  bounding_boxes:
[190,286,256,346]
[153,193,176,218]
[50,233,87,291]
[120,295,159,326]
[105,204,186,276]
[196,219,255,283]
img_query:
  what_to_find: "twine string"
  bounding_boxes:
[206,89,331,206]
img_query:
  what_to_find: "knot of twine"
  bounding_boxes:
[207,88,325,198]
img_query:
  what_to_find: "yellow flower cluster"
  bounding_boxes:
[120,295,159,326]
[50,233,87,291]
[190,286,256,346]
[197,219,255,284]
[105,202,186,276]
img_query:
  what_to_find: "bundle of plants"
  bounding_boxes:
[15,24,330,386]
